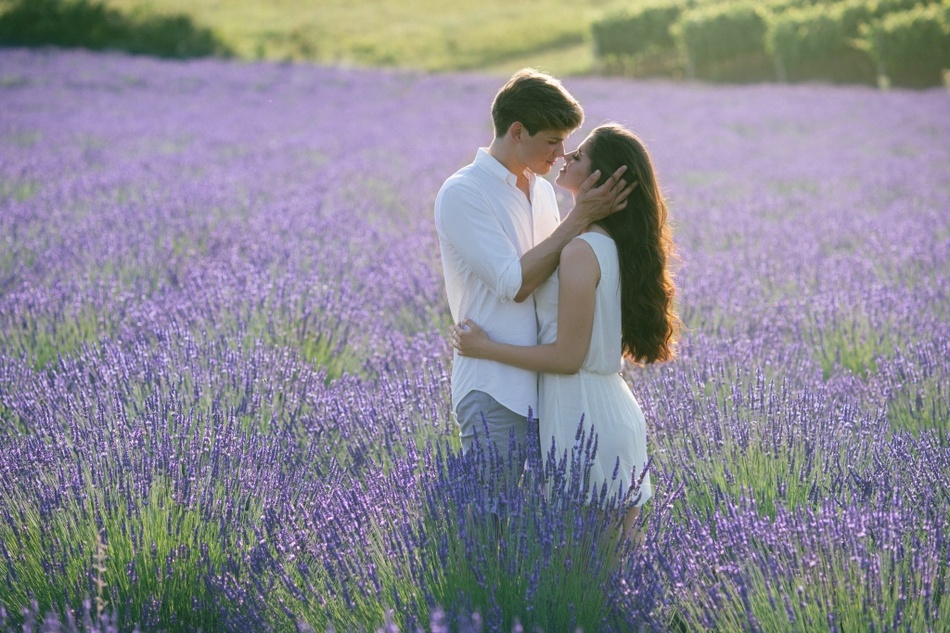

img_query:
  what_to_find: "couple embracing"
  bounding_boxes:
[435,69,679,542]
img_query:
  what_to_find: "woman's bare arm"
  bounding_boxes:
[453,238,600,374]
[513,167,631,303]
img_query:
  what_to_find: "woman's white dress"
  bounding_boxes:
[535,232,652,506]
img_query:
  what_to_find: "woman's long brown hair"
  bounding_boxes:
[587,124,680,364]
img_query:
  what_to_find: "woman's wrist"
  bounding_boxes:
[478,339,498,361]
[562,204,590,236]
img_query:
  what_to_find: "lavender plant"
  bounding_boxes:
[1,48,948,630]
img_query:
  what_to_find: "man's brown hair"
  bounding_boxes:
[491,68,584,137]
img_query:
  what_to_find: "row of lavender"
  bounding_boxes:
[1,49,948,631]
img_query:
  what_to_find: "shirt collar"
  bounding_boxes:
[475,148,534,189]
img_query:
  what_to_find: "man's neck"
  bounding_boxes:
[487,140,531,198]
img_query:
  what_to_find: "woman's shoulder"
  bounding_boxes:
[561,236,601,285]
[574,230,616,257]
[566,234,599,257]
[579,225,613,241]
[573,231,618,278]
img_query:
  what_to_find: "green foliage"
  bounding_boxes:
[813,311,899,381]
[882,341,950,436]
[765,3,876,83]
[589,0,946,85]
[837,0,941,36]
[0,472,234,630]
[591,2,686,58]
[0,0,232,58]
[0,303,106,372]
[675,2,768,61]
[767,5,848,66]
[658,367,859,522]
[674,507,949,632]
[416,481,621,631]
[251,522,402,633]
[237,305,363,384]
[887,372,950,435]
[89,0,636,75]
[763,0,947,85]
[674,2,774,81]
[859,2,950,87]
[6,0,945,84]
[0,177,39,202]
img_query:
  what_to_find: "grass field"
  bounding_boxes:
[96,0,627,75]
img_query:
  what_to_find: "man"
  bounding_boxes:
[435,68,631,461]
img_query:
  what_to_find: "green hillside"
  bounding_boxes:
[97,0,633,74]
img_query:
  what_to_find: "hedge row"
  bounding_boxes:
[766,0,949,84]
[0,0,232,59]
[592,0,950,87]
[673,2,773,80]
[591,1,690,60]
[861,2,950,86]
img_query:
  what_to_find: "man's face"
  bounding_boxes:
[517,127,568,175]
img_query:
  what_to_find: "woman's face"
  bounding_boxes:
[554,134,593,194]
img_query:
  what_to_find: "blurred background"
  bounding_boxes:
[0,0,948,86]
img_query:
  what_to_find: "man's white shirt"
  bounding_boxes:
[435,148,561,418]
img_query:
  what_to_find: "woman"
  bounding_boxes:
[451,124,679,541]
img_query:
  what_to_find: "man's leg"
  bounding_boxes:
[456,390,528,461]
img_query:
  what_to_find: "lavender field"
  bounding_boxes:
[1,48,949,631]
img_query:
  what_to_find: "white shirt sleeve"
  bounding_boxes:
[437,181,524,303]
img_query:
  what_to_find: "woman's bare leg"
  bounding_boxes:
[621,505,642,547]
[605,505,643,571]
